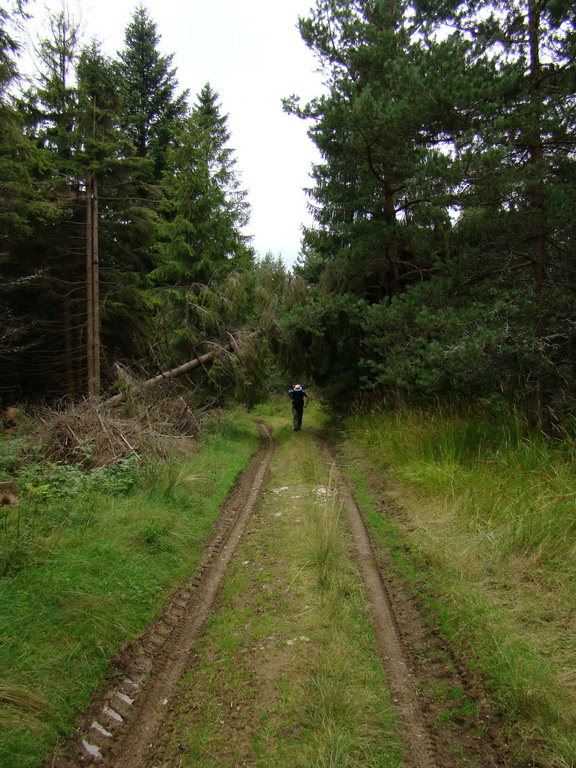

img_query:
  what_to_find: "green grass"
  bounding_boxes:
[339,405,576,767]
[152,409,403,768]
[251,393,329,431]
[0,413,258,768]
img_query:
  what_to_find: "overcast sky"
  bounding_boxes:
[22,0,326,267]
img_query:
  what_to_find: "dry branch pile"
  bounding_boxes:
[36,383,201,467]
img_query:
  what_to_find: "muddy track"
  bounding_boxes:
[319,433,514,768]
[49,422,511,768]
[49,421,274,768]
[317,437,438,768]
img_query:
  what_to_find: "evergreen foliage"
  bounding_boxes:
[147,85,254,378]
[3,0,576,422]
[0,5,256,405]
[116,5,188,179]
[282,0,576,426]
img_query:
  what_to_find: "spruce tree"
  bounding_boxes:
[8,9,85,397]
[0,1,55,396]
[75,42,160,395]
[117,5,188,179]
[192,84,252,272]
[149,87,253,365]
[3,10,157,400]
[0,1,46,249]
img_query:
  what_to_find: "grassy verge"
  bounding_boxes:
[151,402,403,768]
[0,411,258,768]
[338,406,576,767]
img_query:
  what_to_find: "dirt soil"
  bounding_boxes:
[45,422,517,768]
[318,436,517,768]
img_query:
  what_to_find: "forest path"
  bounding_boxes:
[62,417,510,768]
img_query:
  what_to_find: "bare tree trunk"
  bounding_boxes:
[385,186,400,299]
[527,0,550,432]
[103,349,224,408]
[92,175,100,395]
[86,174,94,394]
[63,291,75,396]
[528,0,546,287]
[86,174,100,397]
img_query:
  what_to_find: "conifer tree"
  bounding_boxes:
[287,0,469,302]
[3,11,157,400]
[0,1,45,249]
[77,44,125,396]
[75,42,160,395]
[8,9,86,397]
[281,0,471,389]
[0,1,54,394]
[407,0,576,424]
[191,84,252,272]
[281,0,576,422]
[153,87,252,287]
[117,5,188,179]
[149,86,253,365]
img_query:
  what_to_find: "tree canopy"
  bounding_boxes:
[2,0,576,428]
[0,5,257,405]
[279,0,576,426]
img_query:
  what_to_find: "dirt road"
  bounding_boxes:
[51,421,512,768]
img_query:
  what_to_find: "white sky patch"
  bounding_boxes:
[20,0,327,267]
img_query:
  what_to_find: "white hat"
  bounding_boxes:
[293,384,302,391]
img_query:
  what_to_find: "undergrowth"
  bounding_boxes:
[0,410,258,768]
[341,404,576,767]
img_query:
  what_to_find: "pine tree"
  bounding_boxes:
[117,5,188,179]
[287,0,470,303]
[408,0,576,424]
[281,0,576,421]
[281,0,471,389]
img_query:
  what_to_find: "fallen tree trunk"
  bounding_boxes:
[103,348,224,408]
[102,332,259,408]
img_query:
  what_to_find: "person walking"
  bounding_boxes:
[288,383,309,431]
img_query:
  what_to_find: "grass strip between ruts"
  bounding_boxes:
[149,406,404,768]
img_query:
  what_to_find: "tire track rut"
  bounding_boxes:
[318,438,438,768]
[50,421,274,768]
[103,422,274,768]
[50,421,503,768]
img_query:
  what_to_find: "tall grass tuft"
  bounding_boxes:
[303,474,345,591]
[343,403,576,765]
